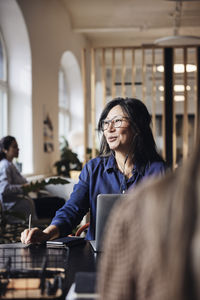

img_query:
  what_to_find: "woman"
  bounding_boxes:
[0,135,37,222]
[0,136,65,223]
[21,97,166,244]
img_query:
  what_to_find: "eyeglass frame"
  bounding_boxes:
[101,115,130,131]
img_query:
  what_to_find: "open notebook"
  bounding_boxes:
[90,193,127,252]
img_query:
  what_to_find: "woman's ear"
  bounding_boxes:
[3,149,7,154]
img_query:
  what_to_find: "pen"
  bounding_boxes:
[29,214,32,231]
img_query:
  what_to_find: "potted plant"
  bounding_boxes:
[54,138,82,178]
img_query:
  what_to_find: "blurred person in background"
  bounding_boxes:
[0,135,37,222]
[0,135,65,223]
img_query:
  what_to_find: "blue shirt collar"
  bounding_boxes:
[104,154,144,176]
[104,154,117,172]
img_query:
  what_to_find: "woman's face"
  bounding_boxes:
[5,140,19,161]
[103,105,134,153]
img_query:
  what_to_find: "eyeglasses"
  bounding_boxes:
[101,116,129,131]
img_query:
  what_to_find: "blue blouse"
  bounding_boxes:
[51,155,166,240]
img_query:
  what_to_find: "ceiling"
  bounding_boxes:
[62,0,200,47]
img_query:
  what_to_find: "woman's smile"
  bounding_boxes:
[107,136,118,142]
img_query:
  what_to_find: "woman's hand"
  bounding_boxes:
[21,227,50,244]
[21,224,60,244]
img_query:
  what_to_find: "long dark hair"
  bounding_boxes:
[97,97,164,165]
[0,136,16,161]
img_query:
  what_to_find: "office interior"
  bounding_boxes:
[0,0,200,297]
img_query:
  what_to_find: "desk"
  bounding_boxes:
[66,242,98,290]
[0,241,98,299]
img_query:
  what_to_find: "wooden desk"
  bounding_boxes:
[0,241,98,299]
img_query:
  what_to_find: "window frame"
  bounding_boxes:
[0,30,8,138]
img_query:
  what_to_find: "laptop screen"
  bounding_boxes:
[90,194,127,252]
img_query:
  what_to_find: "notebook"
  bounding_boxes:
[46,236,86,248]
[90,193,127,252]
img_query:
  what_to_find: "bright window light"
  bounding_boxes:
[158,86,165,92]
[160,95,185,102]
[157,64,197,73]
[174,85,191,92]
[174,95,185,102]
[158,85,191,92]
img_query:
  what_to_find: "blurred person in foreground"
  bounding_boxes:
[98,128,200,300]
[21,97,166,244]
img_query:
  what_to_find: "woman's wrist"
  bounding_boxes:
[43,225,60,241]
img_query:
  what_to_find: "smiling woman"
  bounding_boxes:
[98,97,165,179]
[21,97,166,246]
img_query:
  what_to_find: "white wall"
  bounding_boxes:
[17,0,90,175]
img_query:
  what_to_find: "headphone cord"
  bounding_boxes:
[119,154,129,194]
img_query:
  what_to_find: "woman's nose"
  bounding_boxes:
[107,121,115,131]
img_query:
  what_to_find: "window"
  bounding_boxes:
[0,1,33,174]
[58,68,70,143]
[58,51,84,162]
[0,31,8,138]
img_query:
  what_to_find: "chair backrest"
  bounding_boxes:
[75,222,90,236]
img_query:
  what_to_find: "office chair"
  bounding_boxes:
[75,222,90,237]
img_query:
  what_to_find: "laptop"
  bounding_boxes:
[90,194,127,252]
